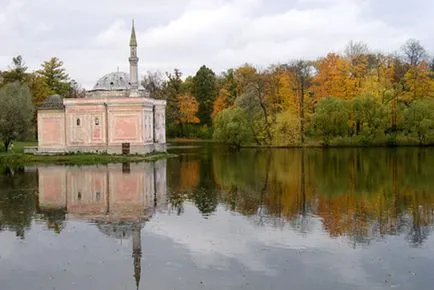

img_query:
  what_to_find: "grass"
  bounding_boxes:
[0,141,178,167]
[0,141,37,153]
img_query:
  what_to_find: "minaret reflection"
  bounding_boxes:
[38,160,167,289]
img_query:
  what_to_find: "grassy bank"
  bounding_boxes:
[0,152,178,167]
[0,142,177,166]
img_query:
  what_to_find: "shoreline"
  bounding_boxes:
[0,151,178,167]
[167,137,434,148]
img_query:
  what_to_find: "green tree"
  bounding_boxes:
[164,69,184,136]
[403,99,434,145]
[213,106,254,147]
[0,55,29,85]
[37,57,71,96]
[235,83,269,145]
[312,97,350,145]
[352,95,388,143]
[193,65,217,126]
[0,82,34,151]
[270,110,301,146]
[217,69,238,104]
[234,71,275,145]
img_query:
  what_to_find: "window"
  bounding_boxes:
[96,192,101,201]
[78,192,82,200]
[76,118,80,126]
[95,117,99,126]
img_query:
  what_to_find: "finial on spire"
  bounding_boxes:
[130,19,137,47]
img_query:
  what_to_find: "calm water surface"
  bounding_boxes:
[1,144,434,290]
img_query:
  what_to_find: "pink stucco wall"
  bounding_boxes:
[37,110,66,148]
[65,105,106,146]
[37,97,166,153]
[109,111,143,144]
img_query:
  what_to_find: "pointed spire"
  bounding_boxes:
[132,223,142,289]
[130,19,137,47]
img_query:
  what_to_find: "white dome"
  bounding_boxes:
[93,72,131,90]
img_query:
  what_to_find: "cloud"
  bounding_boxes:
[0,0,432,89]
[145,202,384,288]
[147,203,345,272]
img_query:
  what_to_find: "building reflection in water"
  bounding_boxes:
[37,160,167,290]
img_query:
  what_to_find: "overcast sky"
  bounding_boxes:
[0,0,433,89]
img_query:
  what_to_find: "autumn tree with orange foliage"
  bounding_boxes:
[177,93,200,125]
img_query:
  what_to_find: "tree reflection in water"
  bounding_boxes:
[168,147,434,247]
[0,166,37,239]
[1,147,434,249]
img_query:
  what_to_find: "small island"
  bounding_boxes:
[0,142,177,167]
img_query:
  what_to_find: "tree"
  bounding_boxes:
[213,106,254,147]
[37,57,71,96]
[288,60,313,143]
[141,71,165,99]
[212,69,239,120]
[164,69,184,135]
[270,110,301,146]
[402,61,433,101]
[68,79,86,98]
[27,74,52,105]
[0,55,29,85]
[344,41,369,60]
[430,58,434,74]
[352,95,388,142]
[344,41,370,96]
[403,99,434,145]
[0,82,34,151]
[177,93,200,126]
[235,73,273,145]
[401,39,428,67]
[312,53,352,100]
[212,87,231,120]
[234,64,257,96]
[312,97,350,145]
[193,65,217,126]
[218,69,238,104]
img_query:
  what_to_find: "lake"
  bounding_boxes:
[1,144,434,290]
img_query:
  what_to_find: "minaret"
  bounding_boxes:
[129,20,139,92]
[132,222,142,290]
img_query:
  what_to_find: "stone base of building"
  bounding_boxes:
[34,143,166,155]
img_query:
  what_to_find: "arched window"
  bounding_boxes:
[76,118,80,126]
[95,117,99,126]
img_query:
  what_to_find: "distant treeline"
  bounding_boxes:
[143,39,434,146]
